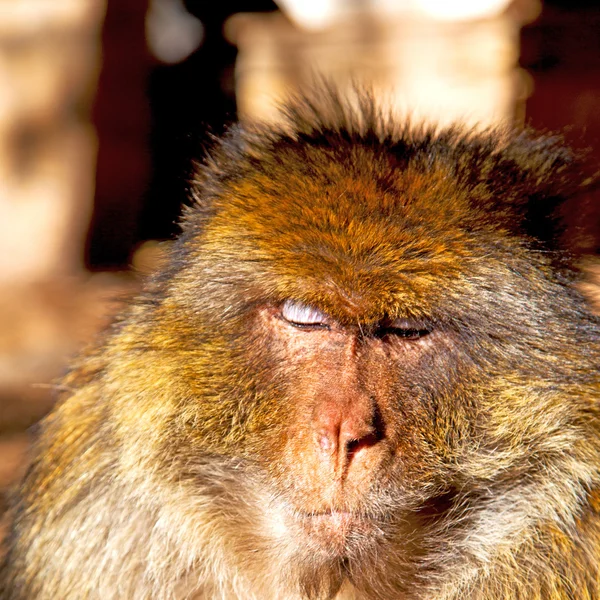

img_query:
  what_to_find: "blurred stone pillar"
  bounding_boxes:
[0,1,109,431]
[0,1,105,284]
[228,0,538,129]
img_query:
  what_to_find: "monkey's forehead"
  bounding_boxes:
[208,142,488,241]
[188,158,513,322]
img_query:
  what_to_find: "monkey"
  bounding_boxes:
[1,90,600,600]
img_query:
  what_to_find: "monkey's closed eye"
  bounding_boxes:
[379,318,432,340]
[281,300,330,329]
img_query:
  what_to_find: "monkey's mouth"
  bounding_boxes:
[292,510,380,555]
[299,510,357,527]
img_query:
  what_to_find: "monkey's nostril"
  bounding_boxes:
[346,433,379,461]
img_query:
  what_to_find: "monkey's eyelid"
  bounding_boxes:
[281,300,329,326]
[388,318,429,329]
[383,318,432,338]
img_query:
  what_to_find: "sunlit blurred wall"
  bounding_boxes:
[0,1,105,283]
[229,0,539,128]
[0,1,109,432]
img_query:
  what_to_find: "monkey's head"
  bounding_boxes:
[108,96,600,597]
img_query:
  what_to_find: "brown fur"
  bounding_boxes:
[2,92,600,599]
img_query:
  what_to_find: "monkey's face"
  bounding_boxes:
[151,138,594,583]
[249,298,456,557]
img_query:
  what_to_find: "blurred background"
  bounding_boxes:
[1,0,600,520]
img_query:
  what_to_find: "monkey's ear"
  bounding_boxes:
[477,131,600,254]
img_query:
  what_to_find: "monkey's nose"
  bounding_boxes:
[313,399,382,473]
